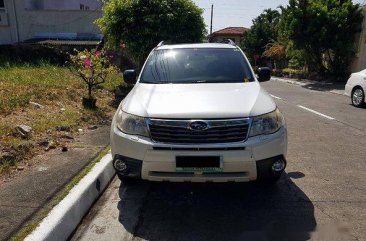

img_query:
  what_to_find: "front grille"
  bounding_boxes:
[149,171,248,178]
[148,118,250,144]
[153,146,246,151]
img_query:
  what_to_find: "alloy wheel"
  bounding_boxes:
[352,88,364,106]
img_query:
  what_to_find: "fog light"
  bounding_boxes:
[272,159,285,172]
[114,159,128,172]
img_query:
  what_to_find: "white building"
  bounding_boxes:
[24,0,102,10]
[0,0,103,45]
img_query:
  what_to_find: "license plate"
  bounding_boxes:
[176,156,222,173]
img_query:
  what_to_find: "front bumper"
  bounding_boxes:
[110,125,287,182]
[345,83,352,97]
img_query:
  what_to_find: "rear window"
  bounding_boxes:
[140,48,254,84]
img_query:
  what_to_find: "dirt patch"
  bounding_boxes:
[0,65,125,179]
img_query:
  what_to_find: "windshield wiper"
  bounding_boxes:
[140,80,169,84]
[190,80,241,83]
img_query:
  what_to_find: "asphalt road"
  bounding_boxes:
[71,79,366,241]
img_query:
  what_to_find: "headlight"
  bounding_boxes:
[249,109,284,137]
[115,110,149,137]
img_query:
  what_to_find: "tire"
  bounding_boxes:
[351,87,365,107]
[268,175,282,184]
[117,174,138,185]
[257,174,282,185]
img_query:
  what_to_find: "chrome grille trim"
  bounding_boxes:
[147,118,251,144]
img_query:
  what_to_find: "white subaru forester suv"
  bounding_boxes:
[111,42,287,184]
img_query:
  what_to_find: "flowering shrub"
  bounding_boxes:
[68,49,117,107]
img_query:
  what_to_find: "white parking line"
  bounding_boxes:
[297,105,335,120]
[270,94,282,100]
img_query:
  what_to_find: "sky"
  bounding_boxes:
[192,0,365,32]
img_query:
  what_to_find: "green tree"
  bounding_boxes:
[97,0,206,65]
[280,0,363,78]
[241,9,281,65]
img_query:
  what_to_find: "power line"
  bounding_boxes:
[210,4,213,35]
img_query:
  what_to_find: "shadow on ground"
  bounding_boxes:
[117,173,316,241]
[347,103,366,110]
[302,82,345,93]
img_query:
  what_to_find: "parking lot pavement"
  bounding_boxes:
[71,81,366,241]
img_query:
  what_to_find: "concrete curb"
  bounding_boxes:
[271,77,346,96]
[272,77,308,87]
[24,152,115,241]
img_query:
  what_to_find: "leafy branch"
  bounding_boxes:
[67,49,117,100]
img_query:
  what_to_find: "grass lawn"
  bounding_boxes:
[0,65,122,175]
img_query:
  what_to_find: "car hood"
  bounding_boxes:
[122,82,276,119]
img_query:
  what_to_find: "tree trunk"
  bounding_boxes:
[88,85,92,99]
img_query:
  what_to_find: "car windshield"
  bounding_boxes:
[140,48,254,84]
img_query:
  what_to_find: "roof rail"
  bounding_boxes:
[221,39,236,46]
[157,41,165,47]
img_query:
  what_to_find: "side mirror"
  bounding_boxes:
[123,69,137,84]
[257,67,271,82]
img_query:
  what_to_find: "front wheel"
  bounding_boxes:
[352,87,365,107]
[257,174,282,185]
[117,174,138,185]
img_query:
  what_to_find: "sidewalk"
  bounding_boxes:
[0,125,110,241]
[271,77,346,95]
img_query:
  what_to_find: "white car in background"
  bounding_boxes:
[345,70,366,107]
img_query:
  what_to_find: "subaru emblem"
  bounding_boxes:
[189,121,209,131]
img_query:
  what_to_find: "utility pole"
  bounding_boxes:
[12,0,20,43]
[210,4,213,36]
